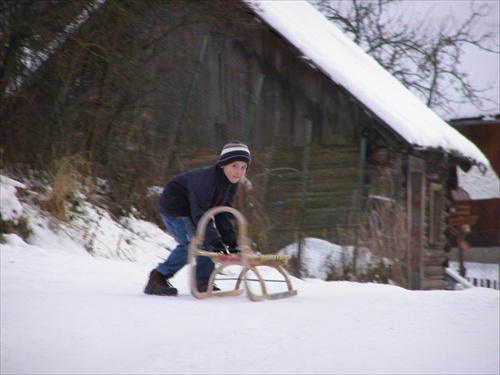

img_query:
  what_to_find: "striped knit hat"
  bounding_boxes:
[217,141,251,167]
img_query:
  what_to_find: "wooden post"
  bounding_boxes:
[356,137,367,213]
[242,74,265,143]
[165,35,209,177]
[353,137,367,275]
[297,120,312,278]
[263,111,280,204]
[407,156,425,290]
[449,205,477,278]
[457,233,467,277]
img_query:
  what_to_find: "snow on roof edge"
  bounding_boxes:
[243,0,490,167]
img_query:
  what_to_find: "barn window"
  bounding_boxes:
[429,183,443,245]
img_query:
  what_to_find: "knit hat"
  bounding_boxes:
[217,141,251,167]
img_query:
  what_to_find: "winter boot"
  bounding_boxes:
[144,269,178,296]
[196,283,221,293]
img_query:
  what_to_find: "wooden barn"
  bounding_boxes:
[2,0,491,290]
[170,0,490,290]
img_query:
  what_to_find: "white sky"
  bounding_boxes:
[312,0,500,120]
[1,175,499,374]
[410,0,500,119]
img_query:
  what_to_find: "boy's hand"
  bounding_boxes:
[211,239,229,255]
[226,242,240,253]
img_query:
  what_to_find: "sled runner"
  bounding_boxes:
[188,206,298,301]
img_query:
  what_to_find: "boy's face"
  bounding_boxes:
[222,161,248,184]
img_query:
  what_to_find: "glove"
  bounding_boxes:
[211,239,229,255]
[226,242,240,254]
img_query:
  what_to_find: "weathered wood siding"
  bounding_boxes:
[421,153,452,290]
[171,20,374,153]
[263,144,359,251]
[169,4,459,289]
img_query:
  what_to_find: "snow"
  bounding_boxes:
[279,238,381,280]
[449,261,499,288]
[244,0,490,167]
[1,5,498,371]
[1,2,498,372]
[458,165,500,200]
[2,175,499,374]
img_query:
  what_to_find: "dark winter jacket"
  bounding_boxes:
[157,165,238,247]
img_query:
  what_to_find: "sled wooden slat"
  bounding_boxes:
[188,207,298,301]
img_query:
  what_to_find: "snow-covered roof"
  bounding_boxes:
[244,0,489,166]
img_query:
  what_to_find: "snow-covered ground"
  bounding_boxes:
[1,174,499,374]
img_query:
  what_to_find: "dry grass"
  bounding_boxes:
[330,191,407,286]
[357,196,407,286]
[44,155,92,222]
[1,216,31,243]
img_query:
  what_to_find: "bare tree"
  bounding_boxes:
[313,0,499,117]
[0,0,99,96]
[1,0,257,217]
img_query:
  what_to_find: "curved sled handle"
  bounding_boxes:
[189,206,298,301]
[192,206,251,253]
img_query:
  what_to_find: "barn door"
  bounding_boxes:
[407,156,425,290]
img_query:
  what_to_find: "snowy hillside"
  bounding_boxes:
[1,174,499,374]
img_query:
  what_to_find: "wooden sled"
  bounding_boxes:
[188,206,298,301]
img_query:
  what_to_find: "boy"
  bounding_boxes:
[144,141,251,296]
